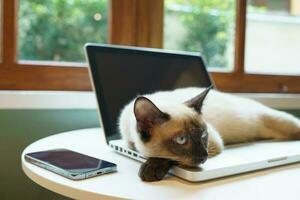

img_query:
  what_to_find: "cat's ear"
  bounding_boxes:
[185,86,213,113]
[134,96,170,130]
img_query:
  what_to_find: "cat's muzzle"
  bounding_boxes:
[193,156,208,165]
[181,155,208,167]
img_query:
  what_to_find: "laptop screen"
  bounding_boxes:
[86,44,212,142]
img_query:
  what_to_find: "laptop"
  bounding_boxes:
[85,43,300,182]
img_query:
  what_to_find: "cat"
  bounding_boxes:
[118,87,300,168]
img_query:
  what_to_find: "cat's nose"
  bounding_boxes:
[199,150,208,163]
[192,156,207,165]
[199,156,207,164]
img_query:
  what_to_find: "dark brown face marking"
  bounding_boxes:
[136,127,151,143]
[133,95,209,167]
[164,119,208,166]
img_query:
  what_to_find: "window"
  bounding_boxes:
[2,0,97,90]
[163,0,300,93]
[245,0,300,75]
[18,0,108,62]
[164,0,236,70]
[2,0,300,92]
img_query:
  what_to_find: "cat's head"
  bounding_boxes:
[134,87,212,167]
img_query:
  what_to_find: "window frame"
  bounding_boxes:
[1,0,300,92]
[1,0,90,90]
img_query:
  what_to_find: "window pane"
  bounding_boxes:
[245,0,300,75]
[18,0,108,62]
[164,0,236,70]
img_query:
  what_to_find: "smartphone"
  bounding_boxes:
[25,148,117,180]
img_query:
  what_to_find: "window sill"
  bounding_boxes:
[0,91,97,109]
[0,91,300,109]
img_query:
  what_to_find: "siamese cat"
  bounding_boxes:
[119,87,300,169]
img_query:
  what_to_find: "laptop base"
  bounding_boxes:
[109,139,300,182]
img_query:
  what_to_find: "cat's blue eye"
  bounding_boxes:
[174,136,188,145]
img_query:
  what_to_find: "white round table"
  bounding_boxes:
[22,128,300,200]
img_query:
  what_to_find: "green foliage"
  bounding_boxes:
[19,0,233,66]
[18,0,108,62]
[166,0,235,67]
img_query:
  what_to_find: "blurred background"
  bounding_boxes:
[18,0,300,73]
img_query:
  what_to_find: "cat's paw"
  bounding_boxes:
[138,158,173,182]
[208,140,223,157]
[206,123,224,157]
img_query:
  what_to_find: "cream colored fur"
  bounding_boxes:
[119,87,300,157]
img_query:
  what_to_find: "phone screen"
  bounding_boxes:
[26,149,116,173]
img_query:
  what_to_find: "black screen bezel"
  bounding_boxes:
[85,44,213,144]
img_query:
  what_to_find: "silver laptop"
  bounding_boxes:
[85,43,300,182]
